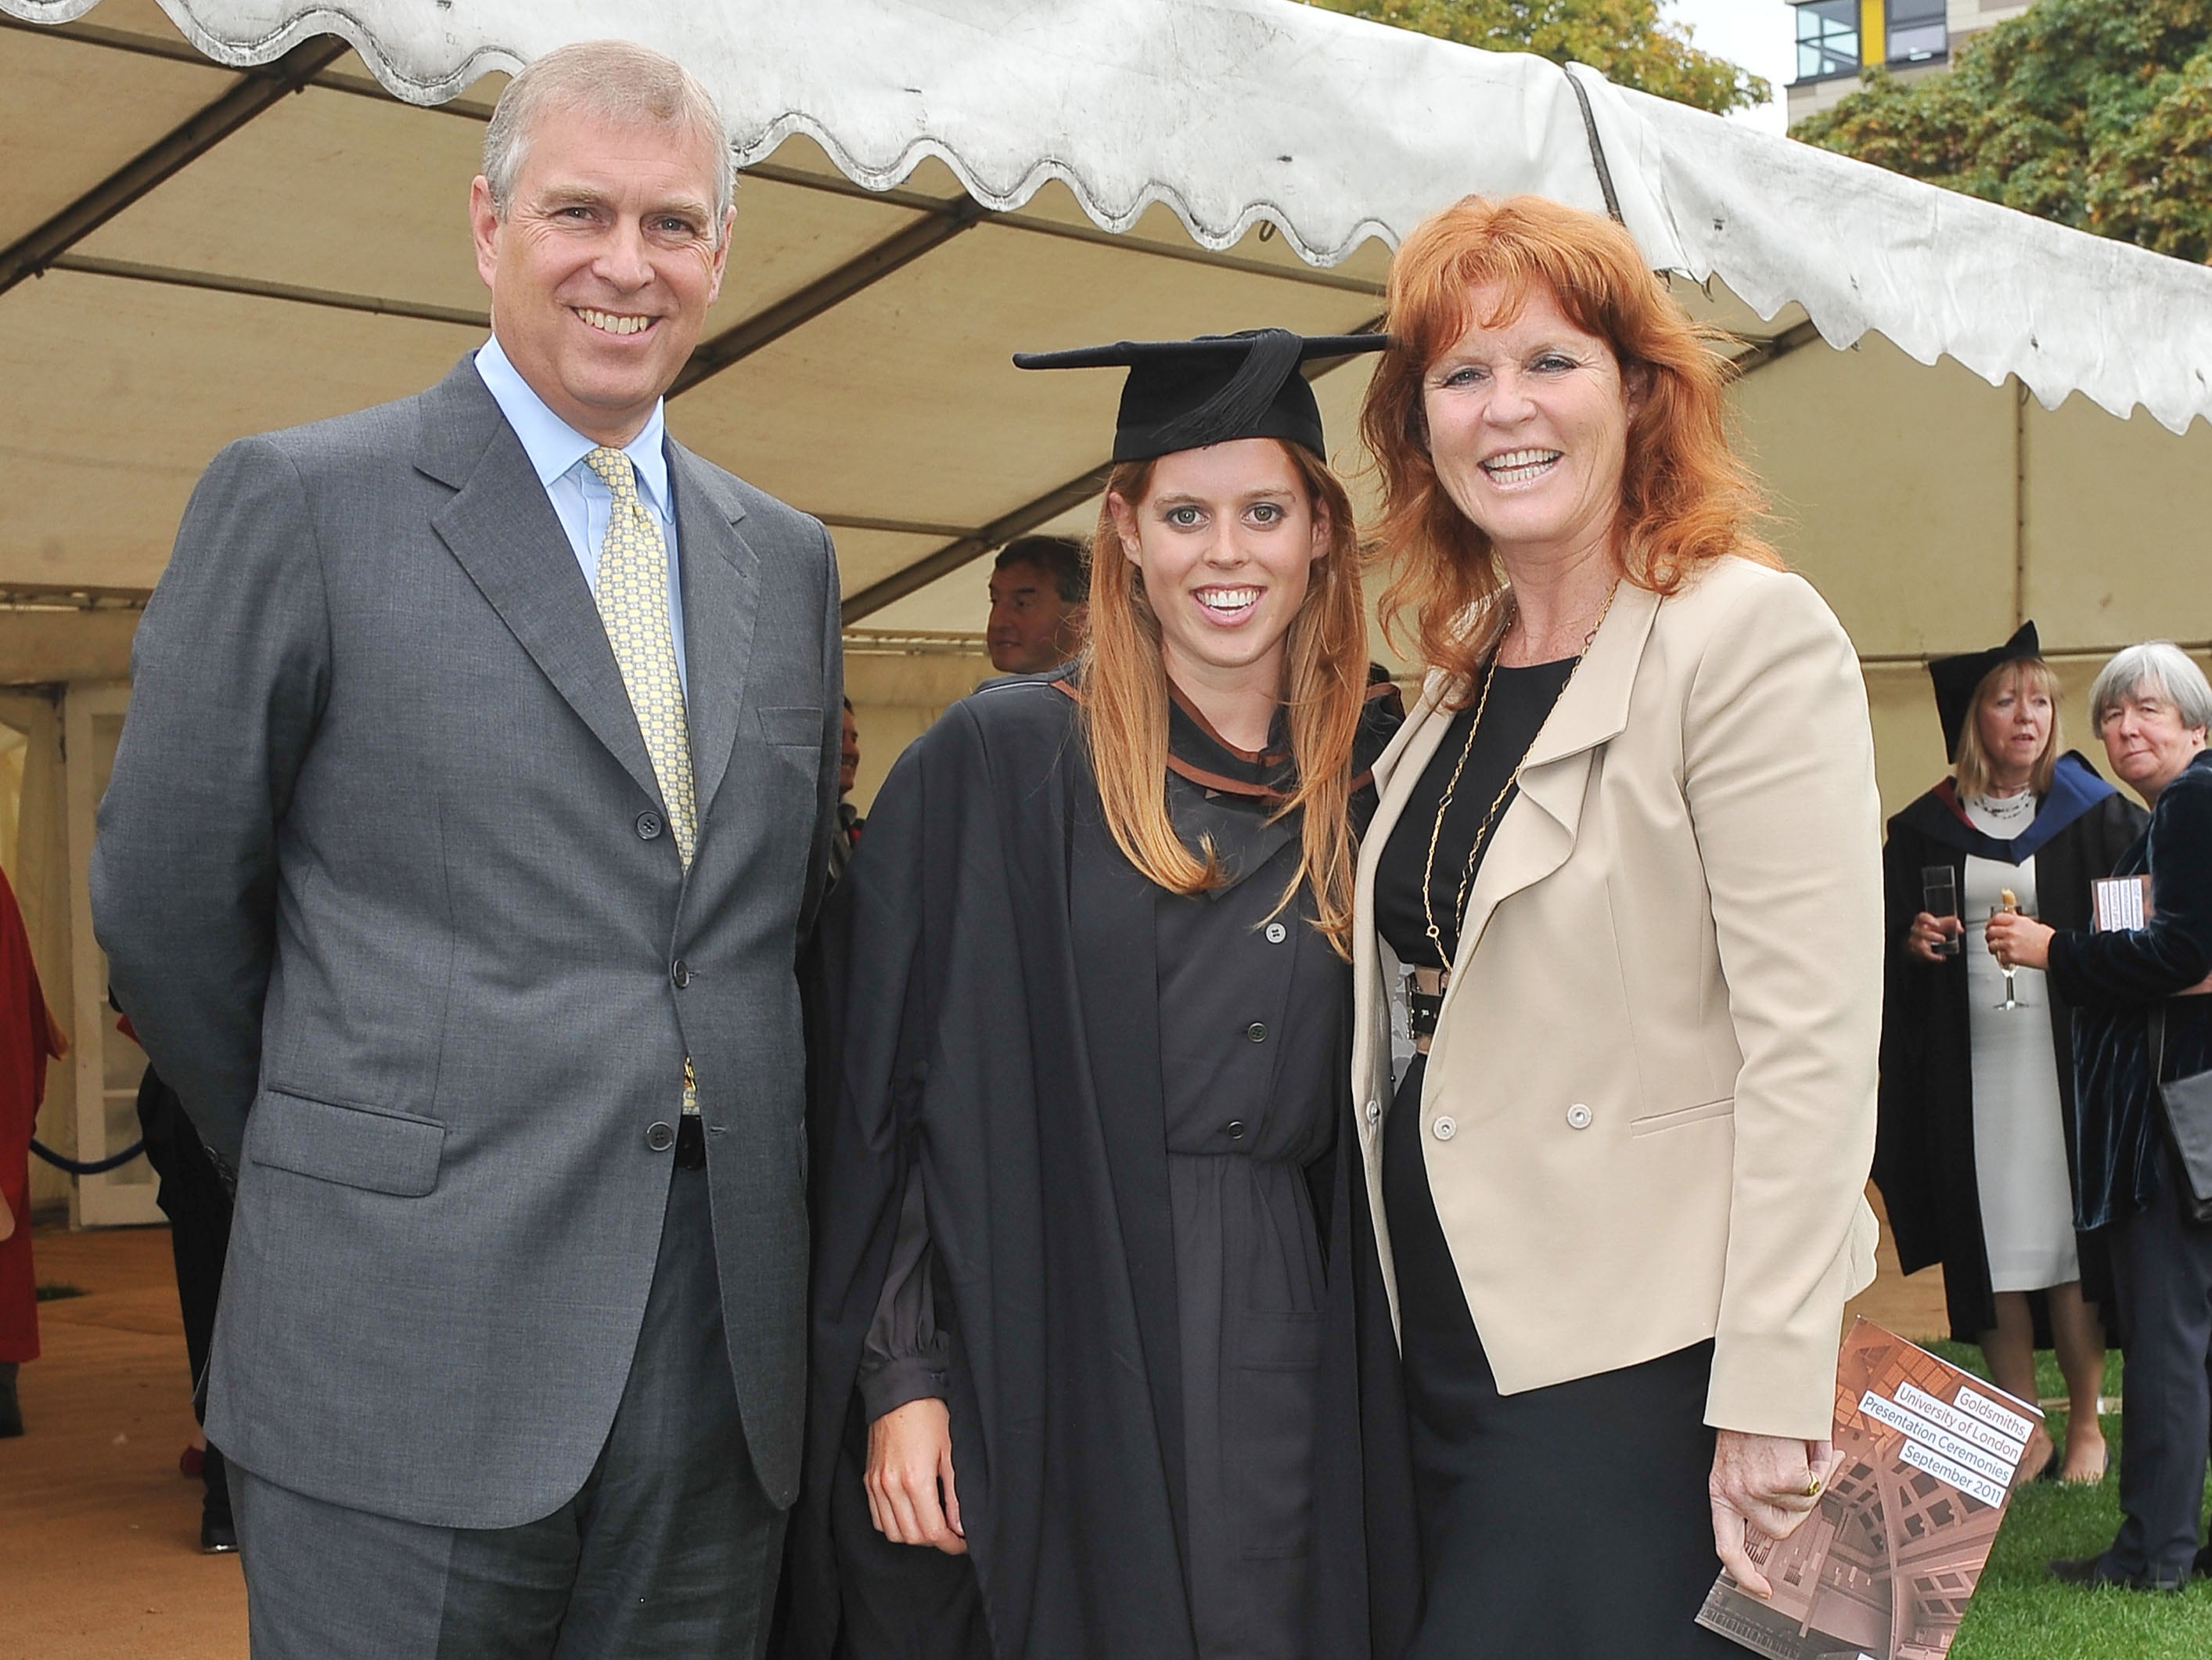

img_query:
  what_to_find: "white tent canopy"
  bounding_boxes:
[3,0,2209,1211]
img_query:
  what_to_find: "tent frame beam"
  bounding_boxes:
[669,199,987,397]
[0,32,351,297]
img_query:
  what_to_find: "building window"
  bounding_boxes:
[1796,0,1861,81]
[1888,0,1948,62]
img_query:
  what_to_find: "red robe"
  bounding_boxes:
[1,864,66,1364]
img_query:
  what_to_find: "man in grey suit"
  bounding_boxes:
[92,40,838,1655]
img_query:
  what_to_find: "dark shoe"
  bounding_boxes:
[2196,1544,2211,1580]
[2049,1555,2186,1592]
[199,1511,238,1554]
[0,1376,22,1439]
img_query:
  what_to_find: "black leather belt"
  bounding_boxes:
[1405,967,1450,1055]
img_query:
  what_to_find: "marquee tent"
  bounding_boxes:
[3,0,2209,1218]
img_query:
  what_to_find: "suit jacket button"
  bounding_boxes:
[1365,1099,1382,1125]
[1265,921,1288,944]
[636,811,664,840]
[1246,1022,1268,1042]
[1432,1116,1456,1142]
[1225,1120,1247,1140]
[1566,1103,1594,1130]
[671,960,691,988]
[646,1121,676,1152]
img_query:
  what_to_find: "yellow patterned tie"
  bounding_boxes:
[585,446,700,1117]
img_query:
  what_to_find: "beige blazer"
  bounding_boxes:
[1353,557,1883,1440]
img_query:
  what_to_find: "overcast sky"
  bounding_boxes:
[1664,0,1794,131]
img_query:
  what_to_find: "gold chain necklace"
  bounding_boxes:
[1418,581,1620,969]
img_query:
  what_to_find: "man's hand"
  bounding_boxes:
[865,1397,966,1554]
[1710,1431,1845,1597]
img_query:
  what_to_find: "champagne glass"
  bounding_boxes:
[1921,867,1961,959]
[1993,888,2032,1010]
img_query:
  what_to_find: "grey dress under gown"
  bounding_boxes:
[855,700,1354,1659]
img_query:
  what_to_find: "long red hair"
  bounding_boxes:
[1079,441,1368,952]
[1359,194,1778,692]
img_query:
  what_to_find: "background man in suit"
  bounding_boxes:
[91,39,840,1657]
[984,535,1088,674]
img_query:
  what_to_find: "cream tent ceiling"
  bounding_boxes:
[2,0,2209,812]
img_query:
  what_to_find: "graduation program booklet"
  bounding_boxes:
[1695,1319,2041,1660]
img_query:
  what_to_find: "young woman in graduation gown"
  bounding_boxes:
[789,330,1413,1660]
[1872,625,2144,1483]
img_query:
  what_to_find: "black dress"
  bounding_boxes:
[795,678,1409,1660]
[1372,659,1737,1659]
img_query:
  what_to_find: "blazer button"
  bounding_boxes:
[645,1121,676,1152]
[1246,1022,1268,1042]
[635,810,664,841]
[1365,1099,1381,1125]
[1566,1103,1594,1130]
[1432,1116,1457,1142]
[1225,1120,1247,1140]
[671,960,691,988]
[1264,921,1288,944]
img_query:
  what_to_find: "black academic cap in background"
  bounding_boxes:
[1012,329,1387,463]
[1929,621,2042,761]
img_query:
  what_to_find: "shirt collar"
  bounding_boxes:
[474,333,671,519]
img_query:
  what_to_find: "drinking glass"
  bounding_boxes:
[1992,891,2034,1010]
[1921,867,1962,959]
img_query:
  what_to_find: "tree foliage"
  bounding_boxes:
[1304,0,1769,116]
[1793,0,2212,264]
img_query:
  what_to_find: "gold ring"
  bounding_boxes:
[1804,1478,1823,1499]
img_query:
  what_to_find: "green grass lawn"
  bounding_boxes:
[1919,1341,2212,1657]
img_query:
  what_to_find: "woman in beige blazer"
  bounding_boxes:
[1351,196,1883,1656]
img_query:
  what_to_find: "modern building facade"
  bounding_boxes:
[1787,0,2034,124]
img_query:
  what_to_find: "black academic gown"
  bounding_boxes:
[789,674,1412,1660]
[1872,753,2146,1341]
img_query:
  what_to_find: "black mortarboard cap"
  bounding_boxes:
[1013,329,1387,463]
[1929,621,2041,760]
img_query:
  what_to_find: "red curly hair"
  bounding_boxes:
[1358,194,1778,693]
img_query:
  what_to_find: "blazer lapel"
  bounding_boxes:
[420,361,661,808]
[668,441,760,824]
[1451,581,1663,974]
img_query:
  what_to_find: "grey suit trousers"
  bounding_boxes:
[232,1165,783,1657]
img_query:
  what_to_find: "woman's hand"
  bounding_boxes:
[865,1397,967,1554]
[1709,1431,1846,1597]
[1904,911,1959,963]
[1986,911,2054,971]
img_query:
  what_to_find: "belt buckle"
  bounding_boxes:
[1405,968,1449,1049]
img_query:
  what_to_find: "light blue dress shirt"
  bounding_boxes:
[474,334,687,694]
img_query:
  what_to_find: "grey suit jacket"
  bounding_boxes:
[92,357,840,1525]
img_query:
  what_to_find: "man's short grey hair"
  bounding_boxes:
[2089,642,2212,733]
[483,40,734,239]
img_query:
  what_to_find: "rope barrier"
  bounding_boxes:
[28,1137,146,1176]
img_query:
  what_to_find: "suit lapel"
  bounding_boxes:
[1451,580,1663,974]
[668,441,760,823]
[420,360,661,808]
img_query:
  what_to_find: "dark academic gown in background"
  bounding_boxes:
[1872,752,2145,1342]
[789,674,1414,1660]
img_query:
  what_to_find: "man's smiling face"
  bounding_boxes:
[470,104,730,445]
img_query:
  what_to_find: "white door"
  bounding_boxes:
[63,683,160,1227]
